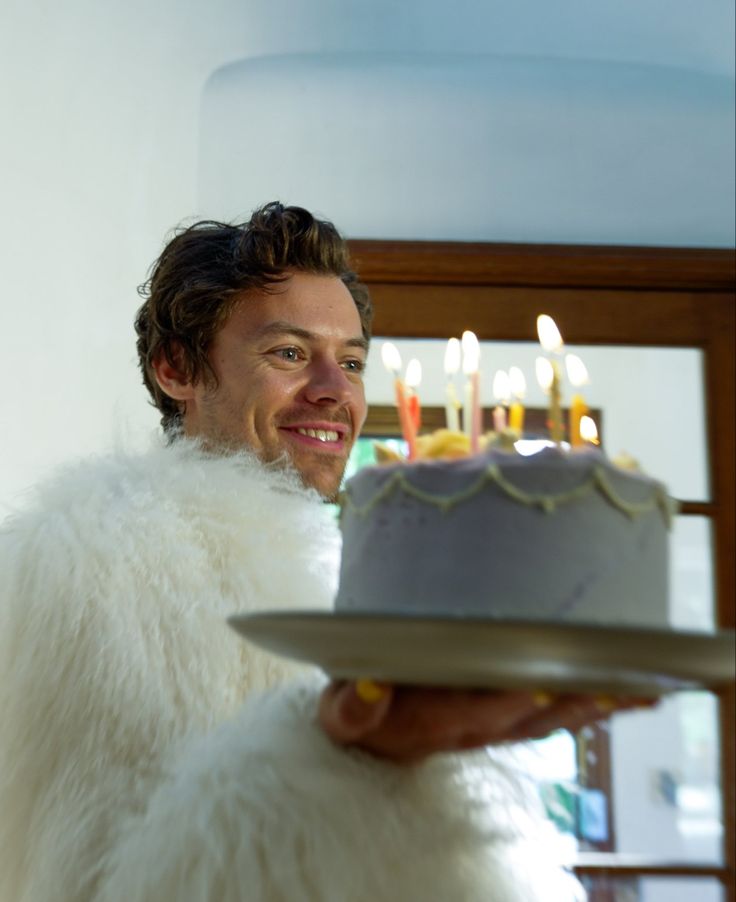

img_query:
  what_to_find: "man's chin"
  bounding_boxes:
[296,465,345,503]
[269,448,347,501]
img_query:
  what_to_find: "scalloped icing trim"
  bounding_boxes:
[341,463,676,528]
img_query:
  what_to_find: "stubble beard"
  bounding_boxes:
[191,393,349,501]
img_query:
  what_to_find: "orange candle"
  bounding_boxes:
[382,342,417,459]
[394,379,417,459]
[405,358,422,432]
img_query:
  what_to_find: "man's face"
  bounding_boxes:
[181,272,368,499]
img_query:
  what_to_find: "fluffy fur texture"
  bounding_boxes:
[0,440,583,901]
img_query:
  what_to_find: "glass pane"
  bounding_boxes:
[579,875,724,902]
[609,692,722,863]
[357,337,722,865]
[364,339,709,501]
[669,516,715,631]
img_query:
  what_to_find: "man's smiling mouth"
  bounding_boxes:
[295,427,340,442]
[280,424,348,451]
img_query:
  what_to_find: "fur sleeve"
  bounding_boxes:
[0,447,580,902]
[0,446,337,902]
[95,682,584,902]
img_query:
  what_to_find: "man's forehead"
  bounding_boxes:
[223,285,366,349]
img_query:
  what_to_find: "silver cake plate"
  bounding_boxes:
[228,612,736,697]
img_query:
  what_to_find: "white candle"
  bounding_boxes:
[580,415,599,445]
[461,331,481,452]
[537,315,564,354]
[443,338,461,431]
[492,369,510,432]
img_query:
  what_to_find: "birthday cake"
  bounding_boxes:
[335,443,675,628]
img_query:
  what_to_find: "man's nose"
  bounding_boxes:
[301,358,354,406]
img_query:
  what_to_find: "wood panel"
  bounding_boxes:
[365,283,726,346]
[349,239,735,899]
[349,240,735,290]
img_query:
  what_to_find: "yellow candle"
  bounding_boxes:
[536,315,565,444]
[580,415,600,445]
[509,401,524,434]
[508,366,526,435]
[565,354,590,447]
[569,393,588,447]
[549,360,564,444]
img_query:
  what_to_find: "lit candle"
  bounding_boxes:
[492,369,510,432]
[565,353,590,447]
[443,338,461,432]
[381,342,416,459]
[536,314,564,444]
[580,415,599,445]
[405,358,422,432]
[508,366,526,434]
[461,331,481,453]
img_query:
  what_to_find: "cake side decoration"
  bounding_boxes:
[342,448,674,527]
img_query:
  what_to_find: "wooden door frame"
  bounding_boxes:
[348,237,736,898]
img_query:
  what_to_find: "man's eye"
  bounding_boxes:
[342,358,366,373]
[274,347,302,362]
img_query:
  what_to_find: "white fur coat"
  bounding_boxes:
[0,440,583,902]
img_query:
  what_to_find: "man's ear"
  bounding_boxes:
[152,346,196,403]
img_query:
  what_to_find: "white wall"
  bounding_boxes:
[0,0,733,510]
[200,52,734,245]
[0,0,732,878]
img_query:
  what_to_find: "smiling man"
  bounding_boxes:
[0,203,606,901]
[153,270,368,500]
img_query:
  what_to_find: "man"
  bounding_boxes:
[0,202,631,901]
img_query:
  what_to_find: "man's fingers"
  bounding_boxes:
[507,694,659,742]
[319,680,394,743]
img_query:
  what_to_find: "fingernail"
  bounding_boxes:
[355,679,386,704]
[533,691,555,709]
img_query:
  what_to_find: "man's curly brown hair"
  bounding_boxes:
[135,202,372,433]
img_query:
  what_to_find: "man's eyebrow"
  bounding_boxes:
[254,321,368,352]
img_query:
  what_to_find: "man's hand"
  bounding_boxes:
[318,680,657,764]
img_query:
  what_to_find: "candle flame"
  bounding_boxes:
[461,331,480,375]
[565,353,589,387]
[444,337,461,375]
[405,358,422,389]
[508,366,526,399]
[535,356,554,392]
[537,315,564,353]
[580,415,599,444]
[492,369,510,403]
[381,341,402,374]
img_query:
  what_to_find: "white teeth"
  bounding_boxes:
[296,428,339,442]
